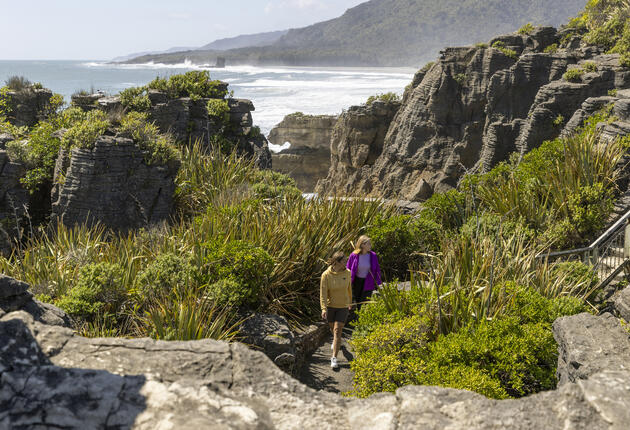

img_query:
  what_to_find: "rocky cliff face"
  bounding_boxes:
[5,87,54,128]
[319,27,630,200]
[315,100,400,196]
[74,91,272,169]
[269,113,337,192]
[51,136,180,231]
[0,149,29,255]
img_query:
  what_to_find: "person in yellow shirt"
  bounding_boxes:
[320,251,352,369]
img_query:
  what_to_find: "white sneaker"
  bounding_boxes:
[331,357,338,369]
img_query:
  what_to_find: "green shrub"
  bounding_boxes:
[202,239,274,307]
[18,122,62,193]
[120,86,151,111]
[544,43,559,53]
[251,169,302,199]
[460,212,535,244]
[420,364,509,399]
[351,314,432,397]
[608,88,618,96]
[119,111,180,165]
[135,253,197,299]
[424,317,557,398]
[475,42,489,49]
[206,98,230,122]
[62,110,109,149]
[367,213,441,279]
[147,71,228,101]
[518,23,536,35]
[453,73,467,85]
[610,21,630,67]
[582,61,598,72]
[552,114,565,127]
[206,278,249,308]
[56,262,126,320]
[366,92,400,105]
[5,76,31,91]
[492,41,518,59]
[568,182,613,237]
[420,189,468,230]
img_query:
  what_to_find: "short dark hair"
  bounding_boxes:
[328,251,345,265]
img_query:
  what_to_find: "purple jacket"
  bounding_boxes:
[347,251,382,291]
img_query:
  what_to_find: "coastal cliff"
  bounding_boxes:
[318,26,630,200]
[269,113,337,192]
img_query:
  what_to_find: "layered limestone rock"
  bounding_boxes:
[74,91,272,169]
[51,136,180,231]
[0,150,29,255]
[269,113,337,191]
[315,100,401,196]
[0,275,70,327]
[4,87,54,127]
[4,308,630,428]
[318,27,630,200]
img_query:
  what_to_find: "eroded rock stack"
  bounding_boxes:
[315,101,400,196]
[318,27,630,200]
[269,113,337,191]
[73,91,272,169]
[5,87,54,128]
[51,136,180,231]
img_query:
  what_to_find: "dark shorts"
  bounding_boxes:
[326,307,349,323]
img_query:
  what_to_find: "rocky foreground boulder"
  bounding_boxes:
[3,289,630,428]
[318,27,630,200]
[269,113,337,192]
[51,136,180,231]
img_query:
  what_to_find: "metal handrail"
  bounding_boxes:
[539,208,630,259]
[537,208,630,289]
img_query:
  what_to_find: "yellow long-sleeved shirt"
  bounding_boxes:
[320,266,352,312]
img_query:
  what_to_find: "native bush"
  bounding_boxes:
[134,252,198,300]
[118,111,180,165]
[419,189,468,230]
[120,86,152,112]
[564,68,585,82]
[492,40,518,59]
[202,239,274,308]
[366,92,400,105]
[367,214,441,280]
[518,23,536,35]
[147,71,228,101]
[56,262,126,320]
[544,43,559,53]
[582,61,598,72]
[206,98,230,122]
[62,110,109,149]
[350,281,586,399]
[250,169,302,200]
[5,76,31,91]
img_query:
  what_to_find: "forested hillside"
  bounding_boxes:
[128,0,587,66]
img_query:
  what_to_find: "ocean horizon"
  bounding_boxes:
[0,60,415,151]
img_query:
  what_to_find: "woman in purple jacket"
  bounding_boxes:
[347,235,382,311]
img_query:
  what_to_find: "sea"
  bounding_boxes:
[0,60,415,152]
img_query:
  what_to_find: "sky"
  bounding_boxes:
[0,0,367,60]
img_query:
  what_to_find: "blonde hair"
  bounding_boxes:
[353,235,371,254]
